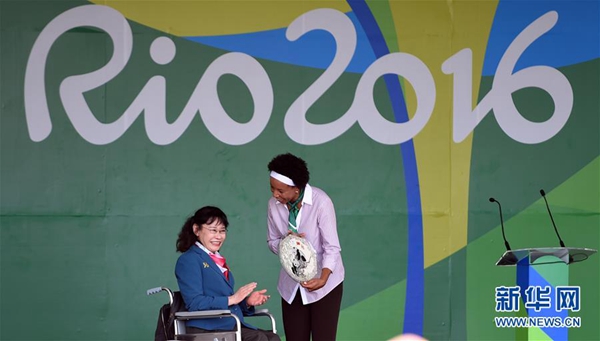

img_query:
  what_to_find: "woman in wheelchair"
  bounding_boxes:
[176,206,280,341]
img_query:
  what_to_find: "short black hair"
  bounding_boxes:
[267,153,310,189]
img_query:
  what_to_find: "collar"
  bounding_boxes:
[304,184,313,205]
[275,183,313,206]
[195,241,221,256]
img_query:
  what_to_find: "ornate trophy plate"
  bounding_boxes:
[279,234,318,282]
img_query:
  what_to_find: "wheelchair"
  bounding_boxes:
[147,286,277,341]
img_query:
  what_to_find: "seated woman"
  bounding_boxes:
[175,206,280,341]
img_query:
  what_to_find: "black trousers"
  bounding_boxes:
[281,282,344,341]
[187,326,280,341]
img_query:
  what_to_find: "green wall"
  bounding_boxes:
[1,1,598,340]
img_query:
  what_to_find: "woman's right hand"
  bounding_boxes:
[228,282,257,306]
[287,230,306,238]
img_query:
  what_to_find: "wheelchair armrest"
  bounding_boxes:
[174,310,242,340]
[175,310,233,319]
[245,309,277,334]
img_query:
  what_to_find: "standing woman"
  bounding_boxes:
[175,206,280,341]
[266,153,344,341]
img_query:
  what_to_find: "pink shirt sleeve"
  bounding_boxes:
[316,195,341,272]
[266,185,345,304]
[266,202,282,255]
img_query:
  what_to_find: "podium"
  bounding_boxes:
[496,247,597,340]
[496,247,597,267]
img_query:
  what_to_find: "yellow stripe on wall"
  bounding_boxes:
[389,0,498,268]
[90,0,351,36]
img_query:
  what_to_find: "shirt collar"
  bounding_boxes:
[303,184,313,205]
[275,183,313,206]
[195,241,220,256]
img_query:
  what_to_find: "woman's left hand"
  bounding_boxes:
[246,289,270,307]
[300,268,332,292]
[300,278,327,292]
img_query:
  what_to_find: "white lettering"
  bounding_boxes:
[284,9,357,145]
[25,5,133,143]
[24,6,573,146]
[195,52,273,146]
[354,53,435,144]
[442,11,573,144]
[26,5,273,146]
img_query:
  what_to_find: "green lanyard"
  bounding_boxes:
[287,188,304,233]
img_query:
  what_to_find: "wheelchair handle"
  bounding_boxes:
[146,286,174,305]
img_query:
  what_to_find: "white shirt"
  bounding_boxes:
[267,184,344,304]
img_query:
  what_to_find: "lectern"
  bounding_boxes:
[496,247,597,340]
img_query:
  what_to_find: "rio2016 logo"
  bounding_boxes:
[24,5,572,146]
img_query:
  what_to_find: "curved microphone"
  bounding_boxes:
[489,197,512,251]
[540,189,566,248]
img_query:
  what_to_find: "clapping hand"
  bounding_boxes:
[229,282,257,306]
[246,289,271,307]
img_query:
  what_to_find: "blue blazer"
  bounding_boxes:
[175,245,256,331]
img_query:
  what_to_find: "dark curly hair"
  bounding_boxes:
[176,206,229,253]
[267,153,310,189]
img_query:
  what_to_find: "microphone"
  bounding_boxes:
[490,197,518,265]
[540,189,566,248]
[489,197,512,251]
